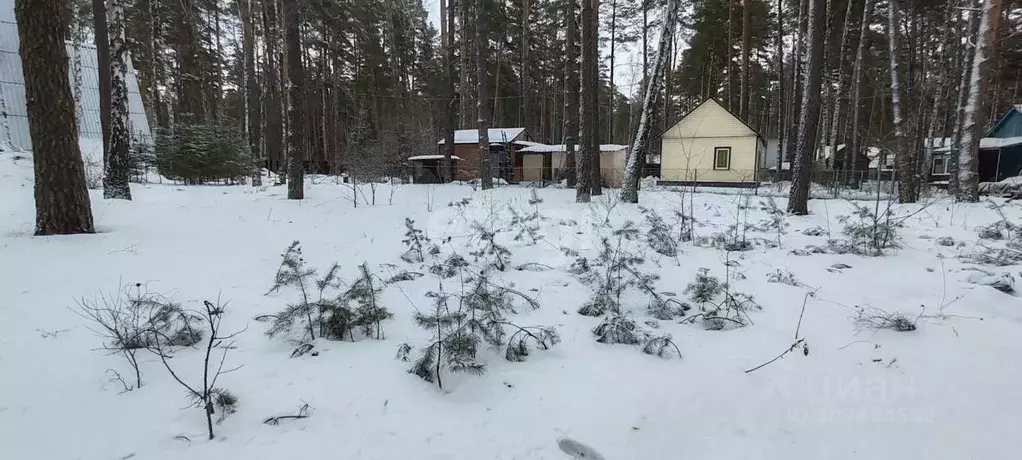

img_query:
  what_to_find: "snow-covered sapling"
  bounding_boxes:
[852,306,918,332]
[151,299,242,441]
[509,190,546,245]
[400,287,483,389]
[837,205,902,256]
[265,242,343,342]
[345,263,393,339]
[401,218,436,263]
[640,207,679,258]
[684,268,723,310]
[429,254,470,278]
[75,284,202,391]
[576,223,668,317]
[766,269,802,287]
[593,314,646,345]
[755,197,788,246]
[642,335,682,359]
[469,222,512,272]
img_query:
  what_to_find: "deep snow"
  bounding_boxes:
[1,152,1021,460]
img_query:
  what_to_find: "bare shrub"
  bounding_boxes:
[852,306,917,332]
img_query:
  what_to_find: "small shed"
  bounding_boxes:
[658,98,766,186]
[517,143,629,186]
[436,128,532,182]
[407,155,463,183]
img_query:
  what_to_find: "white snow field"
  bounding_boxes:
[2,152,1021,460]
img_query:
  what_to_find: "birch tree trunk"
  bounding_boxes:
[740,0,750,120]
[787,0,826,215]
[828,0,858,170]
[564,0,580,188]
[477,0,493,190]
[104,0,132,200]
[950,0,981,195]
[844,0,873,184]
[958,0,1001,202]
[621,0,682,203]
[888,0,915,202]
[283,0,304,199]
[241,0,262,186]
[16,0,95,235]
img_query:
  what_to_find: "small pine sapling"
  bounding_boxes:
[151,299,243,440]
[766,269,802,287]
[755,197,788,247]
[837,204,902,256]
[429,254,470,278]
[469,222,512,271]
[642,335,683,359]
[593,314,646,345]
[401,218,436,263]
[401,286,483,389]
[640,207,679,258]
[684,268,723,310]
[345,263,393,339]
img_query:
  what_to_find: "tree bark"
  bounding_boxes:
[950,0,981,195]
[263,0,284,175]
[775,0,784,180]
[443,0,457,182]
[16,0,95,235]
[958,0,1001,202]
[460,0,472,128]
[91,0,112,157]
[888,0,914,202]
[829,0,858,171]
[241,0,262,186]
[787,0,826,215]
[583,0,601,195]
[740,0,751,120]
[283,0,304,199]
[621,0,682,203]
[786,0,807,162]
[845,0,873,184]
[476,0,493,190]
[564,0,579,188]
[104,0,131,200]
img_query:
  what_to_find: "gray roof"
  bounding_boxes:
[0,0,151,151]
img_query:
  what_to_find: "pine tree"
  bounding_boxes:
[564,0,580,188]
[283,0,304,199]
[104,0,132,200]
[577,0,597,202]
[888,0,914,203]
[476,0,493,189]
[240,0,262,186]
[91,0,111,155]
[787,0,826,215]
[16,0,95,235]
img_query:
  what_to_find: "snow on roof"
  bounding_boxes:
[518,143,628,153]
[925,136,1022,151]
[437,128,526,144]
[407,155,463,161]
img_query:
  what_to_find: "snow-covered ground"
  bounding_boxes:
[2,152,1021,460]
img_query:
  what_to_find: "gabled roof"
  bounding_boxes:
[659,98,766,147]
[987,104,1022,138]
[437,128,527,145]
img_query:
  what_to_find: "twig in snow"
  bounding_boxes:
[263,403,312,425]
[744,338,807,374]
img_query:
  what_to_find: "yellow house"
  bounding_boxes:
[659,98,766,186]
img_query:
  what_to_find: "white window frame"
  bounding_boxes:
[713,147,731,170]
[932,156,949,175]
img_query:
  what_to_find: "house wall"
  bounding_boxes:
[661,136,760,183]
[659,99,760,183]
[545,149,627,186]
[522,154,545,181]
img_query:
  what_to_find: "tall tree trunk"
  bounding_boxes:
[774,0,784,180]
[829,0,858,168]
[241,0,262,186]
[443,0,457,181]
[16,0,95,235]
[740,0,750,120]
[575,0,592,202]
[621,0,682,203]
[787,0,826,215]
[476,0,493,190]
[888,0,914,202]
[565,0,580,188]
[950,0,981,195]
[585,0,601,195]
[921,7,955,195]
[104,0,131,200]
[608,0,616,142]
[460,0,472,127]
[283,0,304,199]
[786,0,807,161]
[91,0,112,156]
[263,0,283,175]
[958,0,1001,202]
[845,0,873,184]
